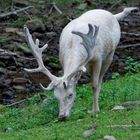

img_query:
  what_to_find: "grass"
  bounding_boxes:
[0,73,140,140]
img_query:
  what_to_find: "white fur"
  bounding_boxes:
[59,9,121,113]
[25,8,138,118]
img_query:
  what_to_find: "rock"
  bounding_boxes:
[7,66,16,71]
[77,3,87,10]
[4,127,13,132]
[0,26,4,33]
[13,85,26,93]
[2,90,15,100]
[46,32,57,39]
[43,98,48,104]
[5,79,12,85]
[7,70,18,76]
[5,27,19,33]
[32,32,44,39]
[0,61,5,67]
[84,0,92,5]
[103,135,116,140]
[0,76,7,89]
[33,32,57,39]
[0,82,7,89]
[12,77,29,84]
[83,129,95,138]
[112,105,125,111]
[25,19,46,32]
[38,1,45,4]
[16,31,25,38]
[14,0,29,7]
[0,67,6,74]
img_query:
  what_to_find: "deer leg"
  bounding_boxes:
[89,52,114,113]
[89,60,102,113]
[99,52,114,85]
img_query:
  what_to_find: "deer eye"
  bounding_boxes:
[67,94,73,99]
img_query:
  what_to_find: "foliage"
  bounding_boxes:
[10,17,27,28]
[111,72,120,79]
[47,56,60,69]
[0,74,140,139]
[0,36,11,44]
[124,57,140,74]
[0,0,13,10]
[0,0,139,139]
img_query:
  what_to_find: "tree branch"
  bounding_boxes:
[117,43,140,49]
[122,32,140,37]
[121,101,140,107]
[0,6,33,18]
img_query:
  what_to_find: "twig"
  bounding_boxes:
[122,32,140,37]
[48,2,62,16]
[109,0,124,10]
[23,10,32,20]
[67,16,72,21]
[6,99,26,107]
[48,6,54,15]
[11,0,14,11]
[121,101,140,107]
[15,6,32,20]
[52,2,62,14]
[0,6,33,18]
[117,43,140,49]
[107,124,140,129]
[6,93,48,107]
[0,48,17,56]
[0,48,35,61]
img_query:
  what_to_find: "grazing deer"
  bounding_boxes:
[24,7,138,119]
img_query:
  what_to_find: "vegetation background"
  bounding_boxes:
[0,0,140,139]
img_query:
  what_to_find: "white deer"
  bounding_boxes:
[24,7,138,119]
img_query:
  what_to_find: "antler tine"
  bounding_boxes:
[93,25,99,39]
[41,44,48,52]
[72,24,99,59]
[67,66,87,84]
[24,25,57,83]
[40,83,54,91]
[68,24,99,83]
[87,24,94,37]
[72,31,85,40]
[24,25,36,50]
[72,24,94,41]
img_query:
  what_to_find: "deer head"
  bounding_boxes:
[24,24,98,119]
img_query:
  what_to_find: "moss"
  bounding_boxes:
[0,105,7,112]
[0,36,11,44]
[47,56,60,69]
[0,0,12,10]
[10,17,27,28]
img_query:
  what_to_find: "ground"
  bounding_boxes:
[0,1,140,139]
[0,74,140,140]
[0,0,140,104]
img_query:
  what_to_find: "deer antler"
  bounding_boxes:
[72,24,99,59]
[24,25,58,90]
[65,24,99,83]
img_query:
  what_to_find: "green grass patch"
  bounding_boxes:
[0,74,140,140]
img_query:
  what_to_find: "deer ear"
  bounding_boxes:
[63,82,67,89]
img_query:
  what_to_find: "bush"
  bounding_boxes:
[124,57,140,74]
